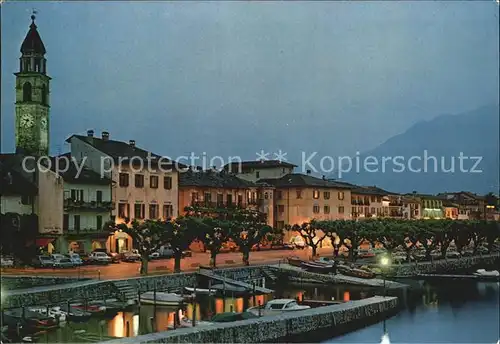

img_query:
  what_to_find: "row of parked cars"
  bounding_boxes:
[30,249,143,268]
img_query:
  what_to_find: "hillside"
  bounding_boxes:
[338,105,499,194]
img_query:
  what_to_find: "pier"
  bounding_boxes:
[99,296,399,343]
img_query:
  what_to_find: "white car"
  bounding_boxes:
[1,256,14,267]
[88,252,111,264]
[51,254,74,268]
[67,253,83,266]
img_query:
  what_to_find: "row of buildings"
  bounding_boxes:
[1,15,498,256]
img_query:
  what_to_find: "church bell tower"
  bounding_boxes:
[15,14,51,156]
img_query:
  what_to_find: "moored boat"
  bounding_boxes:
[287,256,304,267]
[184,287,214,295]
[301,261,334,274]
[247,299,310,317]
[140,292,184,306]
[473,269,500,280]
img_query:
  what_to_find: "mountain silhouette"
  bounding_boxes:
[337,105,499,194]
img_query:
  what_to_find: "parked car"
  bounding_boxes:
[51,254,74,268]
[181,250,192,258]
[121,250,141,262]
[149,252,160,260]
[67,253,83,266]
[0,256,14,267]
[88,252,111,265]
[32,255,54,268]
[92,249,120,263]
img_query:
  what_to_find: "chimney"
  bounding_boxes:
[129,140,136,148]
[306,170,311,175]
[101,131,110,141]
[87,129,94,137]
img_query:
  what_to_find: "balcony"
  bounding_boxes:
[351,200,370,206]
[64,199,114,212]
[63,227,113,239]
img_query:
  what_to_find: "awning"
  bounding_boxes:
[36,238,55,247]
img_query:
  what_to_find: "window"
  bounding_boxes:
[256,171,260,179]
[324,191,330,200]
[41,84,47,105]
[282,168,286,173]
[135,174,144,188]
[217,193,224,207]
[313,190,320,199]
[371,196,376,202]
[226,194,233,206]
[265,192,269,199]
[74,215,81,231]
[118,203,127,218]
[96,215,103,231]
[278,205,285,213]
[277,221,285,230]
[371,207,376,214]
[63,214,69,231]
[163,204,173,219]
[71,189,84,201]
[119,173,129,187]
[149,204,158,219]
[23,82,32,101]
[313,205,320,214]
[96,190,102,203]
[338,206,345,214]
[237,194,243,206]
[163,176,172,190]
[150,175,159,188]
[21,195,33,205]
[252,192,257,201]
[338,191,345,200]
[204,192,212,205]
[134,203,145,219]
[276,191,283,199]
[191,192,198,205]
[324,205,330,214]
[296,190,302,199]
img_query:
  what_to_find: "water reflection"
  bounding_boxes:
[325,282,500,344]
[44,283,373,342]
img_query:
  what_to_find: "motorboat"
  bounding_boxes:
[210,284,247,294]
[184,287,214,295]
[473,269,500,280]
[140,292,184,306]
[3,309,58,332]
[247,299,310,317]
[338,264,375,279]
[57,304,92,322]
[287,257,304,267]
[28,306,67,322]
[301,261,334,274]
[71,303,106,315]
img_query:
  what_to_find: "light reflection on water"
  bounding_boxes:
[45,283,368,341]
[324,281,500,344]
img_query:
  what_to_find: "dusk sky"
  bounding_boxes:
[1,1,498,164]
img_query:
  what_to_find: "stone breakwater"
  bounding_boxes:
[1,279,119,308]
[100,296,399,344]
[1,275,89,290]
[390,254,500,276]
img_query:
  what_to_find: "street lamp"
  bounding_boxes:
[379,255,391,343]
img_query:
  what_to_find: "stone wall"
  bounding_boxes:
[1,275,89,291]
[100,296,399,344]
[122,272,198,292]
[390,254,500,276]
[2,280,119,308]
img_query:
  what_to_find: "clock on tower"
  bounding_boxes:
[15,14,51,156]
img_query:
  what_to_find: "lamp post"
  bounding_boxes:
[379,255,391,343]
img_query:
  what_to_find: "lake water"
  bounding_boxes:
[324,281,500,343]
[32,280,500,343]
[43,283,372,342]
